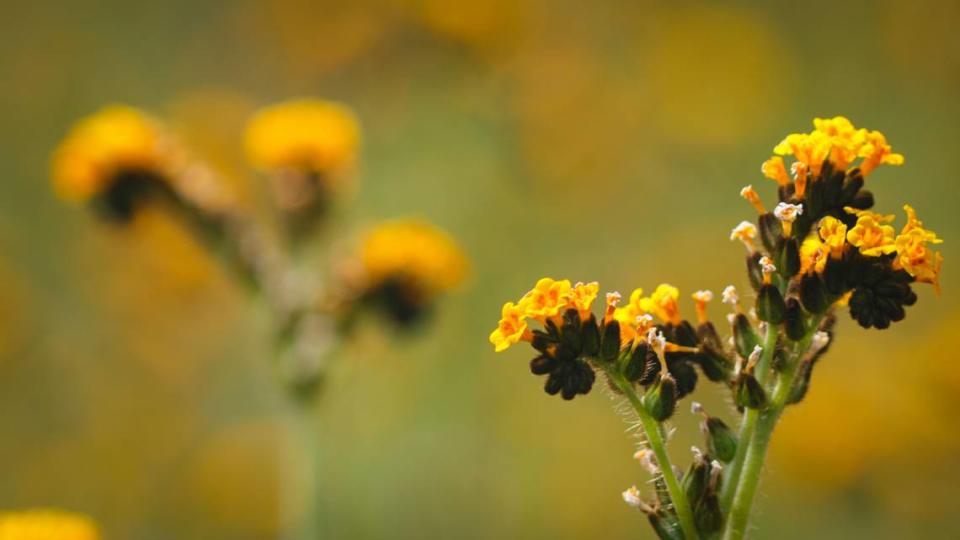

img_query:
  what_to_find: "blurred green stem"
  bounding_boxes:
[721,317,823,540]
[287,401,323,540]
[610,372,699,540]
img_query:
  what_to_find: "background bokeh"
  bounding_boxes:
[1,0,959,538]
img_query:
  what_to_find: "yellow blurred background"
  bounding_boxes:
[1,0,959,538]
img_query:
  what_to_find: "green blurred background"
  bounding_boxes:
[1,0,959,538]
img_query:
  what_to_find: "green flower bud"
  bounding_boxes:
[799,273,829,314]
[778,238,801,277]
[757,284,786,324]
[746,252,764,290]
[733,313,758,360]
[705,417,738,462]
[784,297,806,341]
[682,449,711,506]
[622,342,650,382]
[581,315,601,357]
[735,373,766,409]
[600,321,621,363]
[644,373,677,421]
[757,212,782,253]
[695,492,723,536]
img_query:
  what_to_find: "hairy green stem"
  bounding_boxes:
[719,324,778,510]
[611,373,699,540]
[721,317,823,539]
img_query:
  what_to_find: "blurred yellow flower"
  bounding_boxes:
[813,115,865,169]
[51,105,169,202]
[773,130,832,176]
[521,278,573,321]
[818,216,848,257]
[244,99,360,177]
[570,281,599,318]
[799,235,827,274]
[0,510,99,540]
[845,208,897,256]
[859,129,904,176]
[893,206,943,291]
[613,288,647,344]
[360,219,467,297]
[639,283,681,325]
[760,156,790,186]
[489,301,530,352]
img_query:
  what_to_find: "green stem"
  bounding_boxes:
[720,316,824,539]
[612,374,699,540]
[286,402,323,540]
[719,324,778,510]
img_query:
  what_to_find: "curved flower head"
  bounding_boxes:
[858,129,904,176]
[0,509,99,540]
[489,301,529,352]
[640,283,681,325]
[613,288,648,344]
[845,208,896,256]
[360,219,468,298]
[51,105,170,203]
[244,99,360,176]
[521,278,573,321]
[817,216,848,258]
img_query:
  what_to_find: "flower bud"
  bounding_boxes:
[695,492,723,536]
[757,213,782,253]
[647,508,683,540]
[822,254,849,296]
[644,373,678,421]
[703,416,738,463]
[784,297,806,341]
[756,284,786,324]
[786,359,814,405]
[746,252,764,290]
[735,373,766,409]
[799,273,829,314]
[622,342,651,383]
[560,308,582,352]
[581,315,601,357]
[733,313,758,360]
[778,238,801,277]
[682,448,711,506]
[600,321,621,363]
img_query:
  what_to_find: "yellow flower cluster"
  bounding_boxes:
[360,219,467,296]
[244,99,360,176]
[799,206,943,290]
[0,510,99,540]
[766,115,904,180]
[51,105,169,202]
[489,279,685,352]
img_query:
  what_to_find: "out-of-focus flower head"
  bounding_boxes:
[0,509,99,540]
[244,98,360,179]
[358,219,467,325]
[51,105,176,220]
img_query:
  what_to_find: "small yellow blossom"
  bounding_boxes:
[730,220,757,252]
[489,301,530,352]
[613,288,647,344]
[761,156,790,186]
[691,290,713,324]
[640,283,681,325]
[360,219,467,296]
[800,235,827,274]
[813,116,866,169]
[244,99,360,175]
[845,208,897,256]
[893,205,943,291]
[570,281,599,318]
[740,185,766,214]
[0,509,100,540]
[858,129,904,176]
[51,105,169,202]
[774,130,831,176]
[818,216,848,258]
[521,278,573,321]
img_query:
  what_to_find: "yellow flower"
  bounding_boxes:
[893,205,943,291]
[818,216,848,257]
[521,278,573,321]
[489,301,529,352]
[613,288,647,344]
[640,283,682,325]
[570,281,599,318]
[761,156,790,186]
[800,235,827,274]
[0,509,99,540]
[773,130,831,176]
[813,115,866,169]
[244,99,360,175]
[845,208,897,256]
[51,105,169,202]
[360,219,467,296]
[858,129,904,176]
